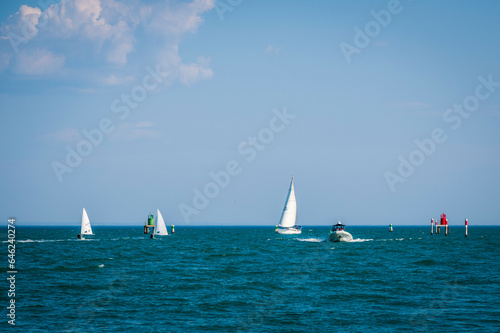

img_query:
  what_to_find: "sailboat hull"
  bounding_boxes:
[277,227,302,235]
[327,231,353,242]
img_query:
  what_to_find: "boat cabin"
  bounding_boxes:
[332,222,345,232]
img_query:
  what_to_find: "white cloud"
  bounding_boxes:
[0,0,215,85]
[11,5,42,39]
[14,49,65,75]
[179,61,214,86]
[141,0,214,36]
[105,20,135,65]
[100,73,135,86]
[372,41,390,48]
[135,121,156,128]
[45,121,162,145]
[73,87,96,94]
[389,102,429,110]
[266,45,281,54]
[110,121,162,141]
[43,128,82,143]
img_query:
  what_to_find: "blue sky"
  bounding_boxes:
[1,0,499,226]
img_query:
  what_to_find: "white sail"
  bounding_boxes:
[278,176,297,228]
[154,209,168,235]
[81,208,93,235]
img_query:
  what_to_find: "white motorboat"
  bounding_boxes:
[327,221,353,242]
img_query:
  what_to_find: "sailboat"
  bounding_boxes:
[78,208,94,239]
[276,176,302,234]
[153,209,169,236]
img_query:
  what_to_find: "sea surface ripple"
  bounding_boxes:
[1,226,499,332]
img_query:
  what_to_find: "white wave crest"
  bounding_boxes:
[296,238,326,242]
[348,238,374,242]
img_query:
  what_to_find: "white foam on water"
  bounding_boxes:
[15,239,58,243]
[348,238,374,242]
[296,238,326,243]
[98,264,105,268]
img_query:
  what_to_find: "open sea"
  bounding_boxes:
[1,226,499,332]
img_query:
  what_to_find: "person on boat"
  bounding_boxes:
[150,233,154,239]
[77,234,81,239]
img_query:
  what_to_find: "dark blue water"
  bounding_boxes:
[1,226,499,332]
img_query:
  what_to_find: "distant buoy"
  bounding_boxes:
[465,219,468,237]
[389,224,393,232]
[171,225,175,234]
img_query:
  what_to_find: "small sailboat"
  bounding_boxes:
[153,209,169,236]
[276,176,302,234]
[77,208,94,240]
[327,221,353,242]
